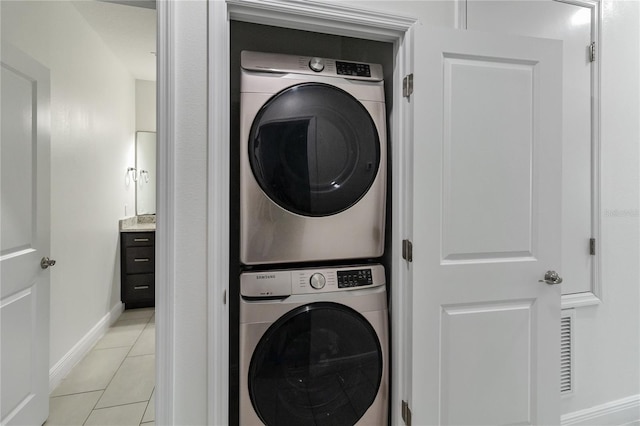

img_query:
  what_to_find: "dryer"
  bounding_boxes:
[240,51,387,265]
[239,264,389,426]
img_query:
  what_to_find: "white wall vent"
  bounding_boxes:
[561,309,575,396]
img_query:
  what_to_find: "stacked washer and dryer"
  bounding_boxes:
[239,50,389,426]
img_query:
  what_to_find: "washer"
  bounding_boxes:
[240,51,387,265]
[240,264,389,425]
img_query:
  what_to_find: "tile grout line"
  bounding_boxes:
[139,385,155,426]
[138,314,156,426]
[50,343,131,399]
[128,315,156,358]
[128,353,155,358]
[90,398,153,411]
[82,324,136,426]
[123,314,153,358]
[79,390,105,426]
[81,311,155,425]
[94,315,149,399]
[82,400,152,426]
[50,389,104,399]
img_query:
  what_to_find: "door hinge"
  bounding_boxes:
[402,239,413,263]
[589,42,596,62]
[403,74,414,98]
[402,400,412,426]
[589,238,596,256]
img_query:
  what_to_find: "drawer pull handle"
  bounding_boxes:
[134,238,150,242]
[134,285,150,290]
[134,258,150,262]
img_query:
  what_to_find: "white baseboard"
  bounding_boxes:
[48,302,124,393]
[562,394,640,425]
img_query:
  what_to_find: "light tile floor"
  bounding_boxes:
[46,308,155,426]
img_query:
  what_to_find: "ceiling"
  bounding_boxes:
[72,0,156,81]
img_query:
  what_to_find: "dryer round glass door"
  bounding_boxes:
[248,83,381,216]
[248,302,383,426]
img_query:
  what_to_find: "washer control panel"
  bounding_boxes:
[240,264,385,298]
[337,269,373,288]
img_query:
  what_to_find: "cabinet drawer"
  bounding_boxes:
[123,274,155,302]
[122,232,155,247]
[124,247,155,274]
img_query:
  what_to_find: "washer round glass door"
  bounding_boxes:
[249,302,383,426]
[248,83,381,217]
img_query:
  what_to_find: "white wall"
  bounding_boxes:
[1,1,136,371]
[563,0,640,419]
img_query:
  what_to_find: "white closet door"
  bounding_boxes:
[409,27,562,425]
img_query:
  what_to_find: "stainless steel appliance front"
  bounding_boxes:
[239,264,389,425]
[240,51,387,265]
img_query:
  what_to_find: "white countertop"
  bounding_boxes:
[120,222,156,232]
[119,216,156,232]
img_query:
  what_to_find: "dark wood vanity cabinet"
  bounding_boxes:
[121,231,155,309]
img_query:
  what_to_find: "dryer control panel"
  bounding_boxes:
[335,61,371,77]
[337,269,373,288]
[241,50,384,81]
[241,264,385,298]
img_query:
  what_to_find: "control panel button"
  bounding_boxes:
[309,273,326,289]
[309,57,325,72]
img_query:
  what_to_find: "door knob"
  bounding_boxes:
[539,270,562,285]
[40,257,56,269]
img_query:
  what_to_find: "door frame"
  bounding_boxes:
[455,0,602,308]
[156,0,416,424]
[155,0,172,423]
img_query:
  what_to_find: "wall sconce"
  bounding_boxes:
[127,167,138,182]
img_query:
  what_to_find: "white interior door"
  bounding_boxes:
[1,44,51,426]
[409,27,562,425]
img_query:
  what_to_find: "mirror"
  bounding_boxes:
[136,131,156,215]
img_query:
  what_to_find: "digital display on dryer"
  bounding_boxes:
[337,269,373,288]
[336,61,371,77]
